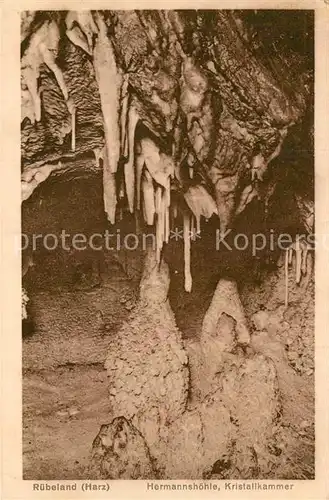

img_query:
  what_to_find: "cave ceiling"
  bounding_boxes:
[21,9,315,281]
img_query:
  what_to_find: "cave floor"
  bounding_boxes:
[23,364,109,479]
[22,262,315,480]
[22,279,138,480]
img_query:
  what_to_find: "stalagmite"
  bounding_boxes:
[142,170,155,226]
[124,105,140,212]
[183,213,192,293]
[93,13,122,174]
[21,20,71,124]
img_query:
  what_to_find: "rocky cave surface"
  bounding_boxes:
[22,10,314,480]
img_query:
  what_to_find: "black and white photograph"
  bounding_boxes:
[18,7,317,483]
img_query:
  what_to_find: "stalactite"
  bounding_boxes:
[163,179,171,244]
[295,195,314,234]
[173,203,178,220]
[93,13,122,175]
[301,245,309,275]
[136,150,145,211]
[21,20,71,124]
[140,137,161,181]
[21,162,61,202]
[180,57,208,119]
[155,187,165,263]
[142,169,155,226]
[71,105,76,152]
[102,147,117,225]
[285,247,289,308]
[195,215,201,236]
[159,195,165,248]
[124,105,140,213]
[140,138,174,188]
[120,75,130,158]
[184,185,217,235]
[295,239,302,284]
[165,205,170,244]
[213,174,239,236]
[93,148,103,169]
[251,128,288,182]
[155,185,162,215]
[284,237,313,308]
[65,11,98,56]
[183,213,192,293]
[190,216,196,241]
[164,178,171,208]
[236,185,257,217]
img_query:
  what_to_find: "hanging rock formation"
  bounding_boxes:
[21,10,313,290]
